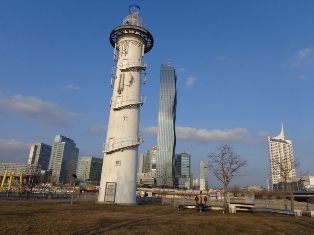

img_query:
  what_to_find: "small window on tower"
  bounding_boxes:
[115,160,121,166]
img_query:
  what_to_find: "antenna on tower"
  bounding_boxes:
[168,58,171,66]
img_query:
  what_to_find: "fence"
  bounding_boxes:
[0,191,98,200]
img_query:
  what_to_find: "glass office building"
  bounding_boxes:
[156,64,177,186]
[28,143,52,170]
[48,135,79,184]
[175,153,191,189]
[77,156,103,182]
[142,146,157,175]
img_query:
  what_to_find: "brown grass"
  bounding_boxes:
[0,201,314,235]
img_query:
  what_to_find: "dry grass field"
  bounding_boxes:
[1,201,314,235]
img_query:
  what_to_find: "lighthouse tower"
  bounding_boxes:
[98,5,154,204]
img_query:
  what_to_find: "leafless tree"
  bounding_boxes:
[229,185,242,197]
[275,158,299,210]
[254,189,270,199]
[207,145,248,212]
[156,162,173,205]
[26,164,42,200]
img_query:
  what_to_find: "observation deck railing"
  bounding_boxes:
[111,95,146,110]
[103,134,144,154]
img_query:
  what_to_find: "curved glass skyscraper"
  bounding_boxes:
[156,64,177,187]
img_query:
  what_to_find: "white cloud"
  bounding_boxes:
[297,47,313,59]
[216,56,226,61]
[291,47,314,68]
[297,75,308,80]
[176,126,249,143]
[144,126,249,143]
[186,77,197,88]
[144,126,158,135]
[177,68,187,73]
[0,139,34,163]
[86,125,107,134]
[62,84,80,90]
[257,131,269,137]
[0,94,79,126]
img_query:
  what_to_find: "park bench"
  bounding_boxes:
[228,193,255,213]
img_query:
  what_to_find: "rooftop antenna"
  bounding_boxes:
[168,58,171,66]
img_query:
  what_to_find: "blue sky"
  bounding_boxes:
[1,1,314,188]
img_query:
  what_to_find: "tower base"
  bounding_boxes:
[95,201,138,206]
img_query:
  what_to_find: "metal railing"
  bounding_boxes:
[103,133,144,153]
[111,95,146,110]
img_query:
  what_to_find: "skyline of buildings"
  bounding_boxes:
[138,147,193,189]
[0,2,310,190]
[48,135,79,184]
[268,123,296,190]
[156,64,177,187]
[2,2,314,191]
[0,130,310,191]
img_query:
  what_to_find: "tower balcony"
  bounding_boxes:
[111,95,146,110]
[118,59,147,71]
[110,25,154,53]
[103,134,144,154]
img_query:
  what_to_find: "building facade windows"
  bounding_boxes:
[268,123,296,190]
[156,64,177,187]
[48,135,79,184]
[174,153,191,189]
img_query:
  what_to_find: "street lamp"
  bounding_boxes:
[71,174,77,205]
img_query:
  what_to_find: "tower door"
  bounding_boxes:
[104,182,117,202]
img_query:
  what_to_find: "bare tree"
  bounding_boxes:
[26,164,42,200]
[156,163,173,205]
[229,185,242,197]
[275,158,299,210]
[207,145,248,212]
[254,189,270,199]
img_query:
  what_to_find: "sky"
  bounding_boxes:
[1,1,314,188]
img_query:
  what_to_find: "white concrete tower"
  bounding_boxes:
[98,5,153,204]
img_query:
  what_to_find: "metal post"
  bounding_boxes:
[0,170,8,191]
[173,188,175,207]
[306,190,309,211]
[19,172,23,191]
[71,174,77,205]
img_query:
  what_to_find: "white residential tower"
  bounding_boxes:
[268,123,296,189]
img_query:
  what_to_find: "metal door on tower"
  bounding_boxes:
[104,182,117,202]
